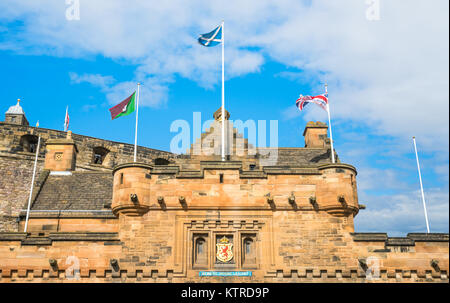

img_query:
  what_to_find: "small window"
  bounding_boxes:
[154,158,170,165]
[242,234,257,268]
[193,234,208,268]
[93,154,102,164]
[196,238,205,255]
[92,147,109,165]
[249,164,256,170]
[20,135,39,153]
[120,173,124,185]
[219,174,224,183]
[245,238,252,254]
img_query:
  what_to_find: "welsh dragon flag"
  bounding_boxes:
[109,92,136,120]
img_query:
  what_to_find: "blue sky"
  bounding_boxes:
[0,0,448,236]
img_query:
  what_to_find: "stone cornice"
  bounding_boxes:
[0,232,120,244]
[318,163,357,175]
[112,162,153,174]
[351,232,449,245]
[18,210,116,219]
[116,161,334,179]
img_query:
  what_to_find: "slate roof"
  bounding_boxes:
[31,172,113,211]
[263,148,333,166]
[5,100,25,115]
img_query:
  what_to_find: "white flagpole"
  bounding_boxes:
[24,132,41,233]
[64,106,68,131]
[325,84,335,163]
[134,83,140,162]
[413,136,430,233]
[221,20,225,161]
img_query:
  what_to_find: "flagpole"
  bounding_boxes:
[24,132,41,233]
[413,136,430,233]
[221,20,225,161]
[64,106,68,132]
[134,83,140,163]
[325,84,335,163]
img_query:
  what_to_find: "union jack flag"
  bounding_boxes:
[296,94,328,112]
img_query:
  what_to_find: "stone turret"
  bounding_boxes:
[4,99,29,126]
[111,163,152,216]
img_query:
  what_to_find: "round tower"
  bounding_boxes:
[112,162,152,216]
[316,163,360,217]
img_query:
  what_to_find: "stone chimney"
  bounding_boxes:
[303,121,329,148]
[44,131,78,171]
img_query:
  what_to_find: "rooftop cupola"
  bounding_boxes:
[5,99,29,126]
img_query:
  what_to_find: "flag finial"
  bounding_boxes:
[17,98,20,104]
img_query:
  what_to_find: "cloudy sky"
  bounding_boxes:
[0,0,448,235]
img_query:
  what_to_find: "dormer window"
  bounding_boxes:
[154,158,170,165]
[93,153,102,164]
[92,147,109,165]
[20,135,39,153]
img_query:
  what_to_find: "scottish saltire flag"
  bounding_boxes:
[198,24,222,47]
[296,94,328,111]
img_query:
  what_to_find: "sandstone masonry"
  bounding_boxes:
[0,101,448,283]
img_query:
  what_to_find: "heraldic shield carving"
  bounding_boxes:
[216,236,233,263]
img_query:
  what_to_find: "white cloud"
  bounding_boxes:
[355,187,449,236]
[69,72,168,107]
[69,72,115,90]
[0,0,448,234]
[1,1,447,152]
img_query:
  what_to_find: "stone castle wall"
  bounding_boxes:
[0,122,173,232]
[0,118,448,283]
[1,162,446,283]
[0,155,45,232]
[0,215,447,282]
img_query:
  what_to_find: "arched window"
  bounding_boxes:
[154,158,170,165]
[193,235,208,267]
[244,238,253,254]
[92,147,109,165]
[196,238,205,255]
[242,235,257,267]
[20,135,39,153]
